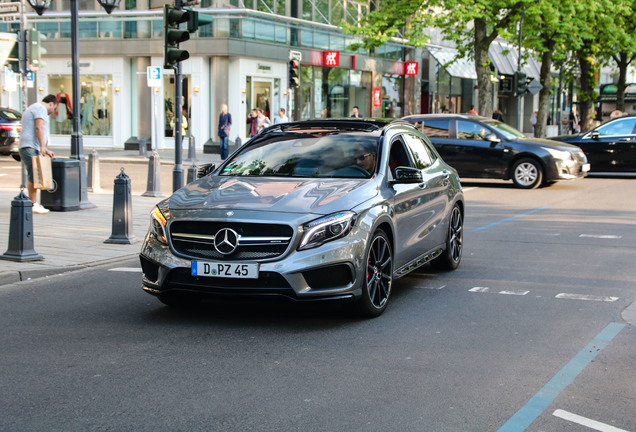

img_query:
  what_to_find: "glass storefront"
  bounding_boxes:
[381,73,404,118]
[163,74,190,137]
[47,74,113,136]
[297,66,372,119]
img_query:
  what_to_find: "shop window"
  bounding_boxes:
[48,74,113,136]
[164,74,191,138]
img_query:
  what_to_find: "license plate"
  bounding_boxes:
[582,163,590,172]
[191,261,259,279]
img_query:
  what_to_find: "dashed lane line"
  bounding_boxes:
[556,293,619,302]
[553,409,630,432]
[469,287,529,295]
[108,267,142,272]
[579,234,622,239]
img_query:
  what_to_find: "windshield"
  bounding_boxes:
[221,132,380,179]
[482,120,526,139]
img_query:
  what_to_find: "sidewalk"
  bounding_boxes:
[0,146,224,286]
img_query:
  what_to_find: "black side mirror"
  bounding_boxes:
[590,131,600,140]
[197,163,216,179]
[393,166,423,183]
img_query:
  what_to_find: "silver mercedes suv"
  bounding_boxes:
[140,119,464,317]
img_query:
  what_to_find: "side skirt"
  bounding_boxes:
[393,246,444,279]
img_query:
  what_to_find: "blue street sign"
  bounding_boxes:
[147,66,161,87]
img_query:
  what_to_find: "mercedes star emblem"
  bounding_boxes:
[214,228,239,255]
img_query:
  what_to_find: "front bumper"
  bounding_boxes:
[139,226,369,302]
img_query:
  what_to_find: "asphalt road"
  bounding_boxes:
[1,176,635,432]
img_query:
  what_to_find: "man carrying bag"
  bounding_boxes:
[18,94,57,214]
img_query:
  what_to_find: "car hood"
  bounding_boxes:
[515,136,582,150]
[168,176,378,215]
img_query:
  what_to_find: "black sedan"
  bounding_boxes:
[553,115,636,172]
[402,114,589,189]
[0,107,21,161]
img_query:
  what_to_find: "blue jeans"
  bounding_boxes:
[220,137,229,160]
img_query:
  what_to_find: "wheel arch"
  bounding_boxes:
[504,153,547,181]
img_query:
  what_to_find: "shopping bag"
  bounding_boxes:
[32,154,53,190]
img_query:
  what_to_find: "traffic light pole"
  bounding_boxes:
[70,0,94,209]
[173,60,184,191]
[516,11,525,132]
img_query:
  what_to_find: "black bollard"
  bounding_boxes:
[87,150,101,192]
[142,151,163,197]
[139,137,147,158]
[234,137,242,150]
[105,168,135,244]
[186,162,198,184]
[185,135,197,162]
[0,191,43,262]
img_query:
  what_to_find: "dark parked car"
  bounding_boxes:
[553,115,636,172]
[140,119,464,317]
[0,107,21,161]
[402,114,589,189]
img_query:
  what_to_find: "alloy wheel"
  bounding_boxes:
[366,233,393,309]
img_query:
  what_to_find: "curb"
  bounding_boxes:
[0,253,140,287]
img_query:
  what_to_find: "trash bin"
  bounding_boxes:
[41,158,80,211]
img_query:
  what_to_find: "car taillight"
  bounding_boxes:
[0,124,18,131]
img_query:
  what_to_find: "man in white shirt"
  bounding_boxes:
[274,108,289,124]
[19,94,57,214]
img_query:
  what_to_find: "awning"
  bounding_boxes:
[488,40,541,80]
[426,46,477,80]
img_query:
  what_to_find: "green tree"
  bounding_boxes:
[345,0,530,117]
[518,0,584,137]
[597,0,636,112]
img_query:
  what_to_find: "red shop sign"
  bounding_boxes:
[405,62,418,75]
[323,51,340,67]
[373,88,382,107]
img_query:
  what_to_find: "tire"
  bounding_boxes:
[511,158,543,189]
[11,153,20,162]
[431,204,463,271]
[356,230,393,318]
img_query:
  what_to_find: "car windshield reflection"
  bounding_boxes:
[483,120,526,139]
[221,133,380,179]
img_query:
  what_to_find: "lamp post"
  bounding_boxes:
[26,0,120,210]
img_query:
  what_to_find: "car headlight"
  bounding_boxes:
[298,211,356,251]
[545,148,573,161]
[150,206,168,244]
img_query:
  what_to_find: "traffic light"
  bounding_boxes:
[7,40,19,73]
[288,59,300,89]
[514,71,527,97]
[187,9,213,33]
[28,29,46,70]
[163,5,191,69]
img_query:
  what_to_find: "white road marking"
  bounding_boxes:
[462,187,477,192]
[579,234,622,239]
[0,173,6,176]
[108,267,142,272]
[1,166,22,169]
[553,409,630,432]
[469,287,490,293]
[414,285,446,290]
[556,293,619,302]
[469,287,529,295]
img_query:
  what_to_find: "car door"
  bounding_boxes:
[447,119,511,178]
[579,117,636,171]
[389,133,449,269]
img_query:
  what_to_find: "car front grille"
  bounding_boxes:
[169,221,294,261]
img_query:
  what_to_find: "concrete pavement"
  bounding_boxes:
[0,146,224,286]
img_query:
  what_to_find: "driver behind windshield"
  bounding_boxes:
[354,142,377,174]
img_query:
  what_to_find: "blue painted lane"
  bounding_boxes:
[471,205,551,232]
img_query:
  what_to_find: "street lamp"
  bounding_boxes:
[26,0,121,210]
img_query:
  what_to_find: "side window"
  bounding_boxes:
[422,119,450,138]
[389,139,413,175]
[404,134,436,169]
[457,120,488,140]
[598,118,636,136]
